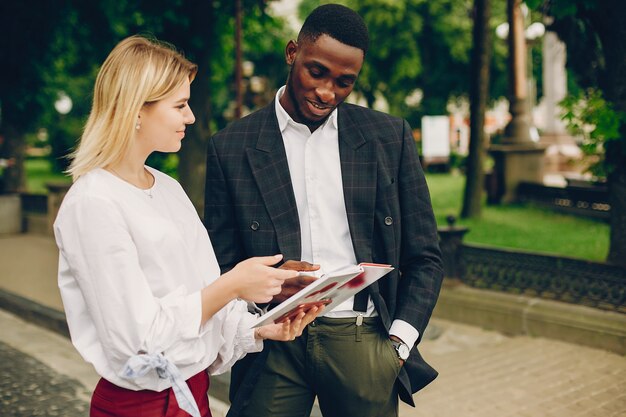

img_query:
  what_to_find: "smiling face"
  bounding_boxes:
[280,34,364,132]
[137,79,195,153]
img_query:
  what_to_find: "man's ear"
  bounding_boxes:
[285,40,298,66]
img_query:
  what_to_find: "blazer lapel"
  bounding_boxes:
[338,106,377,265]
[246,105,302,261]
[338,106,390,322]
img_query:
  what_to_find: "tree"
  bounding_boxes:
[531,0,626,266]
[0,1,70,193]
[3,0,289,215]
[461,0,492,219]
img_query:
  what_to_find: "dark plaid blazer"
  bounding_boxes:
[204,101,444,411]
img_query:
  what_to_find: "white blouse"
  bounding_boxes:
[54,166,262,392]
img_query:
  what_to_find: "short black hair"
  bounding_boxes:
[298,4,369,54]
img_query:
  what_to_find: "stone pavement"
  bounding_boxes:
[403,322,626,417]
[1,234,625,417]
[0,340,90,417]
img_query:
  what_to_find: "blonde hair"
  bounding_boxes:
[68,35,198,180]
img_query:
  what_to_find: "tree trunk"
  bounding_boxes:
[587,0,626,265]
[461,0,491,218]
[177,0,215,217]
[607,167,626,266]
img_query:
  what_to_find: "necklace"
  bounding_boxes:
[109,167,154,198]
[141,187,154,198]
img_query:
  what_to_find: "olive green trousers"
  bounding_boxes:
[240,317,401,417]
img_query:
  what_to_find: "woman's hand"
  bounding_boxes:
[224,254,298,303]
[255,306,323,341]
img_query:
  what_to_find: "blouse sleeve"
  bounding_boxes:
[207,299,263,375]
[55,194,206,374]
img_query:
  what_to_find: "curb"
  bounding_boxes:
[433,282,626,355]
[0,288,69,338]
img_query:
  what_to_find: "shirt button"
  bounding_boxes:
[384,216,393,226]
[250,221,260,231]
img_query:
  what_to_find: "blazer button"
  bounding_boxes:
[384,216,393,226]
[250,221,260,231]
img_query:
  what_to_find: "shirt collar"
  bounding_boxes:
[274,86,338,133]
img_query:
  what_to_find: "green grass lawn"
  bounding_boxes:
[425,172,610,262]
[24,158,71,194]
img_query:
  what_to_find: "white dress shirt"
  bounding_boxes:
[54,166,262,392]
[274,87,419,346]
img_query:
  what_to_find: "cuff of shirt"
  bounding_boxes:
[248,301,268,316]
[239,311,264,353]
[389,319,419,348]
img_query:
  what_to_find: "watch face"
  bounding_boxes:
[398,344,410,360]
[393,341,410,360]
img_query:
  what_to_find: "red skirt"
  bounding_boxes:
[90,369,212,417]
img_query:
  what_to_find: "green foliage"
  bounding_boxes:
[449,151,467,172]
[298,0,322,22]
[526,0,597,19]
[13,0,291,175]
[0,1,70,132]
[146,153,179,178]
[560,89,625,178]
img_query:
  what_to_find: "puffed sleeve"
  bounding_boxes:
[206,299,263,375]
[55,194,207,379]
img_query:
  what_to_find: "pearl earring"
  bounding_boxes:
[135,122,141,130]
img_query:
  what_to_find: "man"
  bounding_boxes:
[205,4,443,417]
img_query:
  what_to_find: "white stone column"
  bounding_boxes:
[542,30,567,134]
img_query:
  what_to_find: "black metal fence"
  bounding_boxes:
[516,181,610,220]
[458,243,625,313]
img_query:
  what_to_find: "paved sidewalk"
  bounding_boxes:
[0,234,62,310]
[402,321,626,417]
[1,234,625,416]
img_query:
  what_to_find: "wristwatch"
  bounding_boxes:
[391,339,410,361]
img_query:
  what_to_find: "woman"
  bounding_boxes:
[54,35,319,417]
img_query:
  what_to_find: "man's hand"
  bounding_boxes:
[273,260,320,303]
[256,306,324,341]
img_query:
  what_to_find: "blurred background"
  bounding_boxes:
[0,0,624,291]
